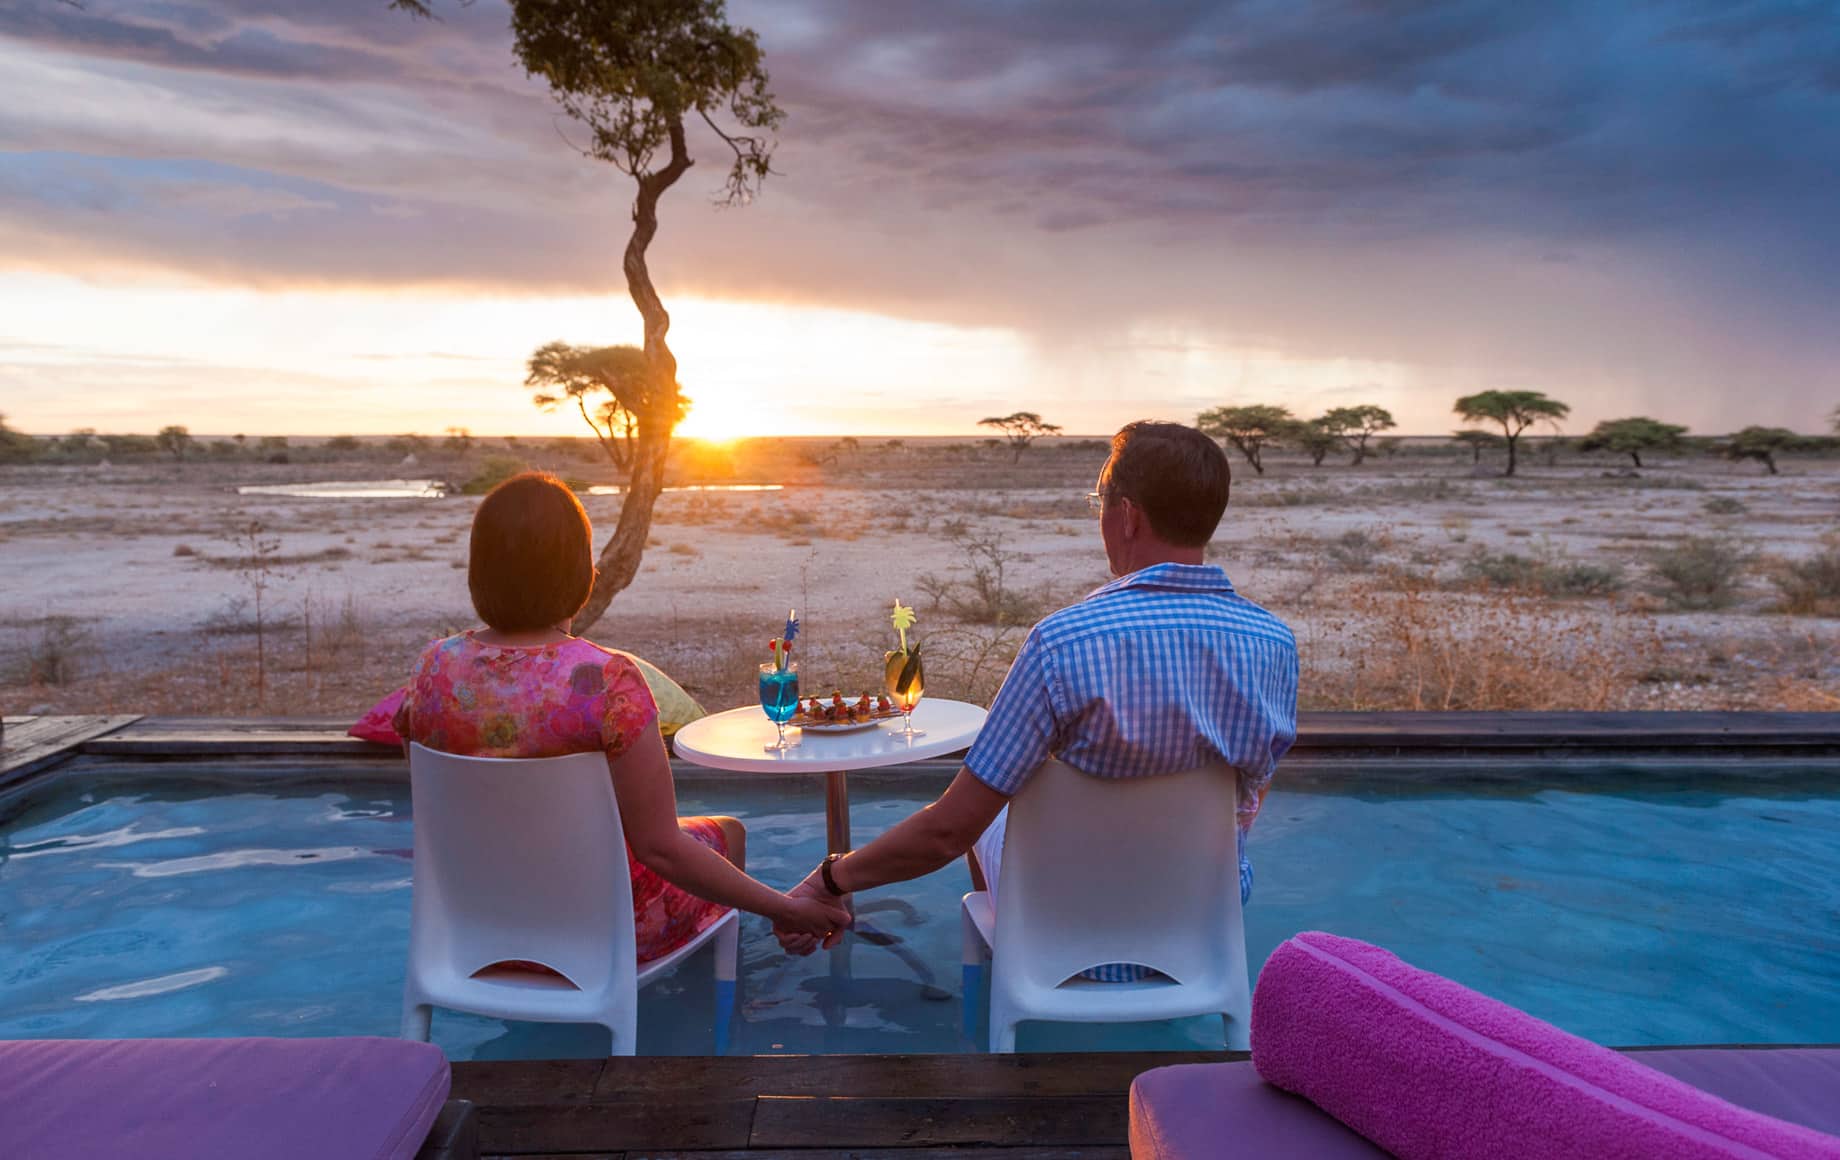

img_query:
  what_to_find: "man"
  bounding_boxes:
[777,420,1298,964]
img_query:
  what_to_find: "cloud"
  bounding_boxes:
[1,0,1837,430]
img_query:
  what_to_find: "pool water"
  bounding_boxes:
[2,769,1836,1059]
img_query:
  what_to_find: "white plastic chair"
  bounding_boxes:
[400,743,739,1055]
[960,759,1251,1053]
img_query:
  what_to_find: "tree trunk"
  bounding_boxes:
[1764,451,1778,476]
[1471,444,1482,464]
[1350,440,1367,466]
[1503,432,1518,476]
[573,120,692,634]
[1630,451,1643,468]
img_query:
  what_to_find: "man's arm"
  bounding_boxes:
[827,768,1009,895]
[775,629,1053,953]
[775,768,1008,953]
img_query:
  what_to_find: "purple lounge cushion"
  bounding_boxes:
[1131,1061,1388,1159]
[1636,1049,1840,1140]
[0,1036,450,1160]
[1250,932,1840,1159]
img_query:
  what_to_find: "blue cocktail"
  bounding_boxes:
[758,661,801,751]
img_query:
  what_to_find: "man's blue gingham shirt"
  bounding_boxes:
[966,563,1298,979]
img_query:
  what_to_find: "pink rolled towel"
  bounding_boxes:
[1250,932,1840,1160]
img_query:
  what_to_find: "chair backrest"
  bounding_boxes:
[995,758,1244,989]
[406,743,633,995]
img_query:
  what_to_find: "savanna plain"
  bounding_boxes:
[3,435,1837,721]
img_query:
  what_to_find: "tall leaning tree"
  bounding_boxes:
[396,0,783,631]
[1453,390,1569,478]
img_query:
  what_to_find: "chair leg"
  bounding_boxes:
[713,915,739,1055]
[401,1002,432,1042]
[991,1019,1019,1054]
[1224,1010,1250,1051]
[960,963,982,1046]
[959,903,987,1047]
[605,1008,638,1057]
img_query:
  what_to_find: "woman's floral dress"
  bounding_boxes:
[395,631,729,963]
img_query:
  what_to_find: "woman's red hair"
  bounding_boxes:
[468,471,594,632]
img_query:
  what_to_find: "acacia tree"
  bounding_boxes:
[156,424,193,461]
[1453,390,1570,477]
[1579,417,1687,468]
[1285,419,1342,467]
[1451,429,1504,463]
[1724,426,1801,475]
[397,0,782,631]
[525,341,684,471]
[1318,405,1396,465]
[1197,404,1293,475]
[0,413,36,463]
[978,412,1063,463]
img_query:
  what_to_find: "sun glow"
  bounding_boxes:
[0,273,1035,438]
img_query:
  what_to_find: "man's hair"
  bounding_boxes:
[1100,421,1232,547]
[468,471,595,631]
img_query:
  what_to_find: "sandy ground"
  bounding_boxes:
[3,443,1837,717]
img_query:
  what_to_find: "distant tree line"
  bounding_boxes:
[0,420,608,467]
[1187,392,1840,477]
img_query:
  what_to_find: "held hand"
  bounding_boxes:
[772,874,850,955]
[773,881,850,953]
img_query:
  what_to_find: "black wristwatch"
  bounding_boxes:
[819,852,849,896]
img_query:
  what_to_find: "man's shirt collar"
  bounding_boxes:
[1087,561,1236,601]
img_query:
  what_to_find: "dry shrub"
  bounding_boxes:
[1648,536,1751,610]
[1771,546,1840,615]
[10,616,88,686]
[1461,547,1625,597]
[1301,581,1660,710]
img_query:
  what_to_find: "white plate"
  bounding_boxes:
[795,716,897,734]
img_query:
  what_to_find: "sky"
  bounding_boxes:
[1,0,1837,439]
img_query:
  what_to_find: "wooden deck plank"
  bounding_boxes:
[581,1052,1225,1102]
[750,1095,1125,1150]
[455,1053,1226,1156]
[0,715,140,787]
[81,715,393,758]
[476,1099,758,1155]
[629,1148,1130,1159]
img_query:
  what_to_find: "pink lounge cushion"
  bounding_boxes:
[1250,932,1840,1160]
[0,1036,450,1160]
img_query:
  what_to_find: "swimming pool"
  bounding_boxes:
[2,764,1835,1059]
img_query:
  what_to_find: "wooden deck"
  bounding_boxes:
[452,1051,1224,1157]
[0,714,141,790]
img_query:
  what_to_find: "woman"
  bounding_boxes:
[395,471,846,963]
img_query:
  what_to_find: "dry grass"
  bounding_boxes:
[1298,580,1663,711]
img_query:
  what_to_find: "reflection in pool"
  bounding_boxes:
[2,768,1835,1059]
[236,480,447,499]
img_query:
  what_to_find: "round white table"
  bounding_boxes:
[672,698,988,857]
[673,698,988,999]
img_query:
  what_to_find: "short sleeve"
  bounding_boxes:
[391,644,434,742]
[963,629,1057,796]
[599,656,660,757]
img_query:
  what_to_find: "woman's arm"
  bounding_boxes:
[610,723,847,939]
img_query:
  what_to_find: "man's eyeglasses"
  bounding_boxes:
[1085,490,1105,514]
